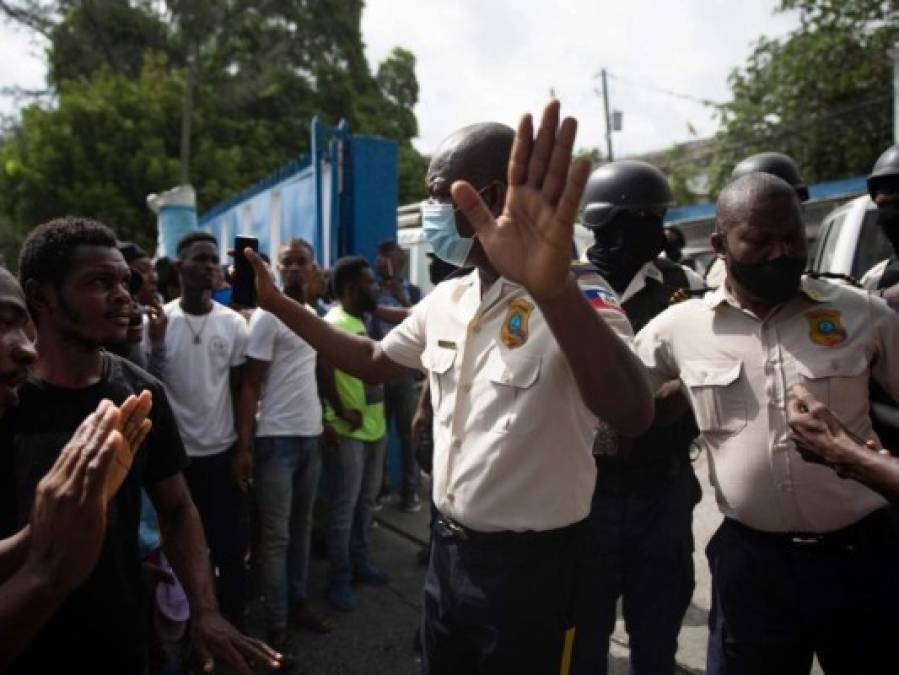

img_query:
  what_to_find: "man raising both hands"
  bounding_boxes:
[245,101,652,674]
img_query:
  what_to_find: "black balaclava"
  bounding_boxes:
[586,211,666,294]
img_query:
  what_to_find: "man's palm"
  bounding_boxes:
[453,100,590,301]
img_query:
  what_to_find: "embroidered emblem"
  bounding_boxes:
[583,286,624,313]
[500,298,534,348]
[805,308,847,347]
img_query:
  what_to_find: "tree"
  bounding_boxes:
[0,58,183,260]
[706,0,898,194]
[0,0,429,243]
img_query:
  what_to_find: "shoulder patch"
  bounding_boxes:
[583,286,624,313]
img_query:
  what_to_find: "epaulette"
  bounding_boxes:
[669,287,716,305]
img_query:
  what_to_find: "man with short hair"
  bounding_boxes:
[636,173,899,674]
[370,240,423,511]
[119,241,159,307]
[161,231,250,626]
[243,101,653,673]
[235,238,332,659]
[318,255,389,611]
[0,218,278,675]
[0,264,151,669]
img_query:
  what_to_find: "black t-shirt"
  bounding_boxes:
[0,351,188,675]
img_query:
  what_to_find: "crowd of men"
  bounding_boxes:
[0,96,898,675]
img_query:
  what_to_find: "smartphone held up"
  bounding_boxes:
[231,235,259,308]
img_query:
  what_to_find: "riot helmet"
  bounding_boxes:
[730,152,809,202]
[868,145,899,200]
[580,160,673,230]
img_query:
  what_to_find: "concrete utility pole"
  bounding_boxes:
[601,68,614,161]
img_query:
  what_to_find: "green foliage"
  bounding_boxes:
[573,147,604,168]
[0,0,428,256]
[0,58,183,261]
[705,0,898,195]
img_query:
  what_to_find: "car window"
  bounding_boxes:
[815,211,845,273]
[852,211,893,279]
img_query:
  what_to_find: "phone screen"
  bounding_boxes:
[232,235,259,308]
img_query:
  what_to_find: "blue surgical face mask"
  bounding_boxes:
[421,201,474,267]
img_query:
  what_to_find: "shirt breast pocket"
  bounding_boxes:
[481,348,541,436]
[789,352,868,409]
[421,345,457,422]
[681,360,747,435]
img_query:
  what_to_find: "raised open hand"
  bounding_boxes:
[452,100,590,301]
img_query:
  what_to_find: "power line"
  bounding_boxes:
[599,70,724,109]
[646,92,892,170]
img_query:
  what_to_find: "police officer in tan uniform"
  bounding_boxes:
[244,101,654,675]
[636,172,899,675]
[705,152,809,289]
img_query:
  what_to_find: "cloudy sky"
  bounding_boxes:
[1,1,799,158]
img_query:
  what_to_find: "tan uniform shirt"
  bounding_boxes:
[635,277,899,533]
[381,268,633,532]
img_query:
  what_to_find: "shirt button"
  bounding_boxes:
[446,493,455,502]
[462,382,473,393]
[451,438,461,448]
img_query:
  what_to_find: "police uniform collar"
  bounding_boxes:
[644,261,664,282]
[704,274,830,309]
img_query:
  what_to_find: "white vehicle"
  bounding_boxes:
[811,194,899,432]
[811,195,893,283]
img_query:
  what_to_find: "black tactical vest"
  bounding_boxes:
[593,259,700,491]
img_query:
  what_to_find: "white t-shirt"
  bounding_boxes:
[247,307,323,438]
[161,300,248,457]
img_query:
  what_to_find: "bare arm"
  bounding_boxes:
[230,364,244,425]
[150,474,281,674]
[234,358,269,491]
[149,475,219,620]
[316,358,344,416]
[246,254,409,385]
[316,357,362,430]
[788,384,899,503]
[536,279,653,436]
[0,556,68,670]
[0,527,31,582]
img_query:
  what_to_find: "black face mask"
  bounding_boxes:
[877,204,899,251]
[587,215,666,293]
[728,254,807,306]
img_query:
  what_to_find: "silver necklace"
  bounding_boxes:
[182,310,211,345]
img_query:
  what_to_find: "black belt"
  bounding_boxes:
[433,513,584,546]
[725,508,896,550]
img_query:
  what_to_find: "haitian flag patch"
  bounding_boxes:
[583,287,623,313]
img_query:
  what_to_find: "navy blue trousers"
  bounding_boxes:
[705,511,899,675]
[570,463,701,675]
[421,517,583,675]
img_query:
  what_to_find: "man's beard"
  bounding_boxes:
[283,279,306,303]
[57,294,115,350]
